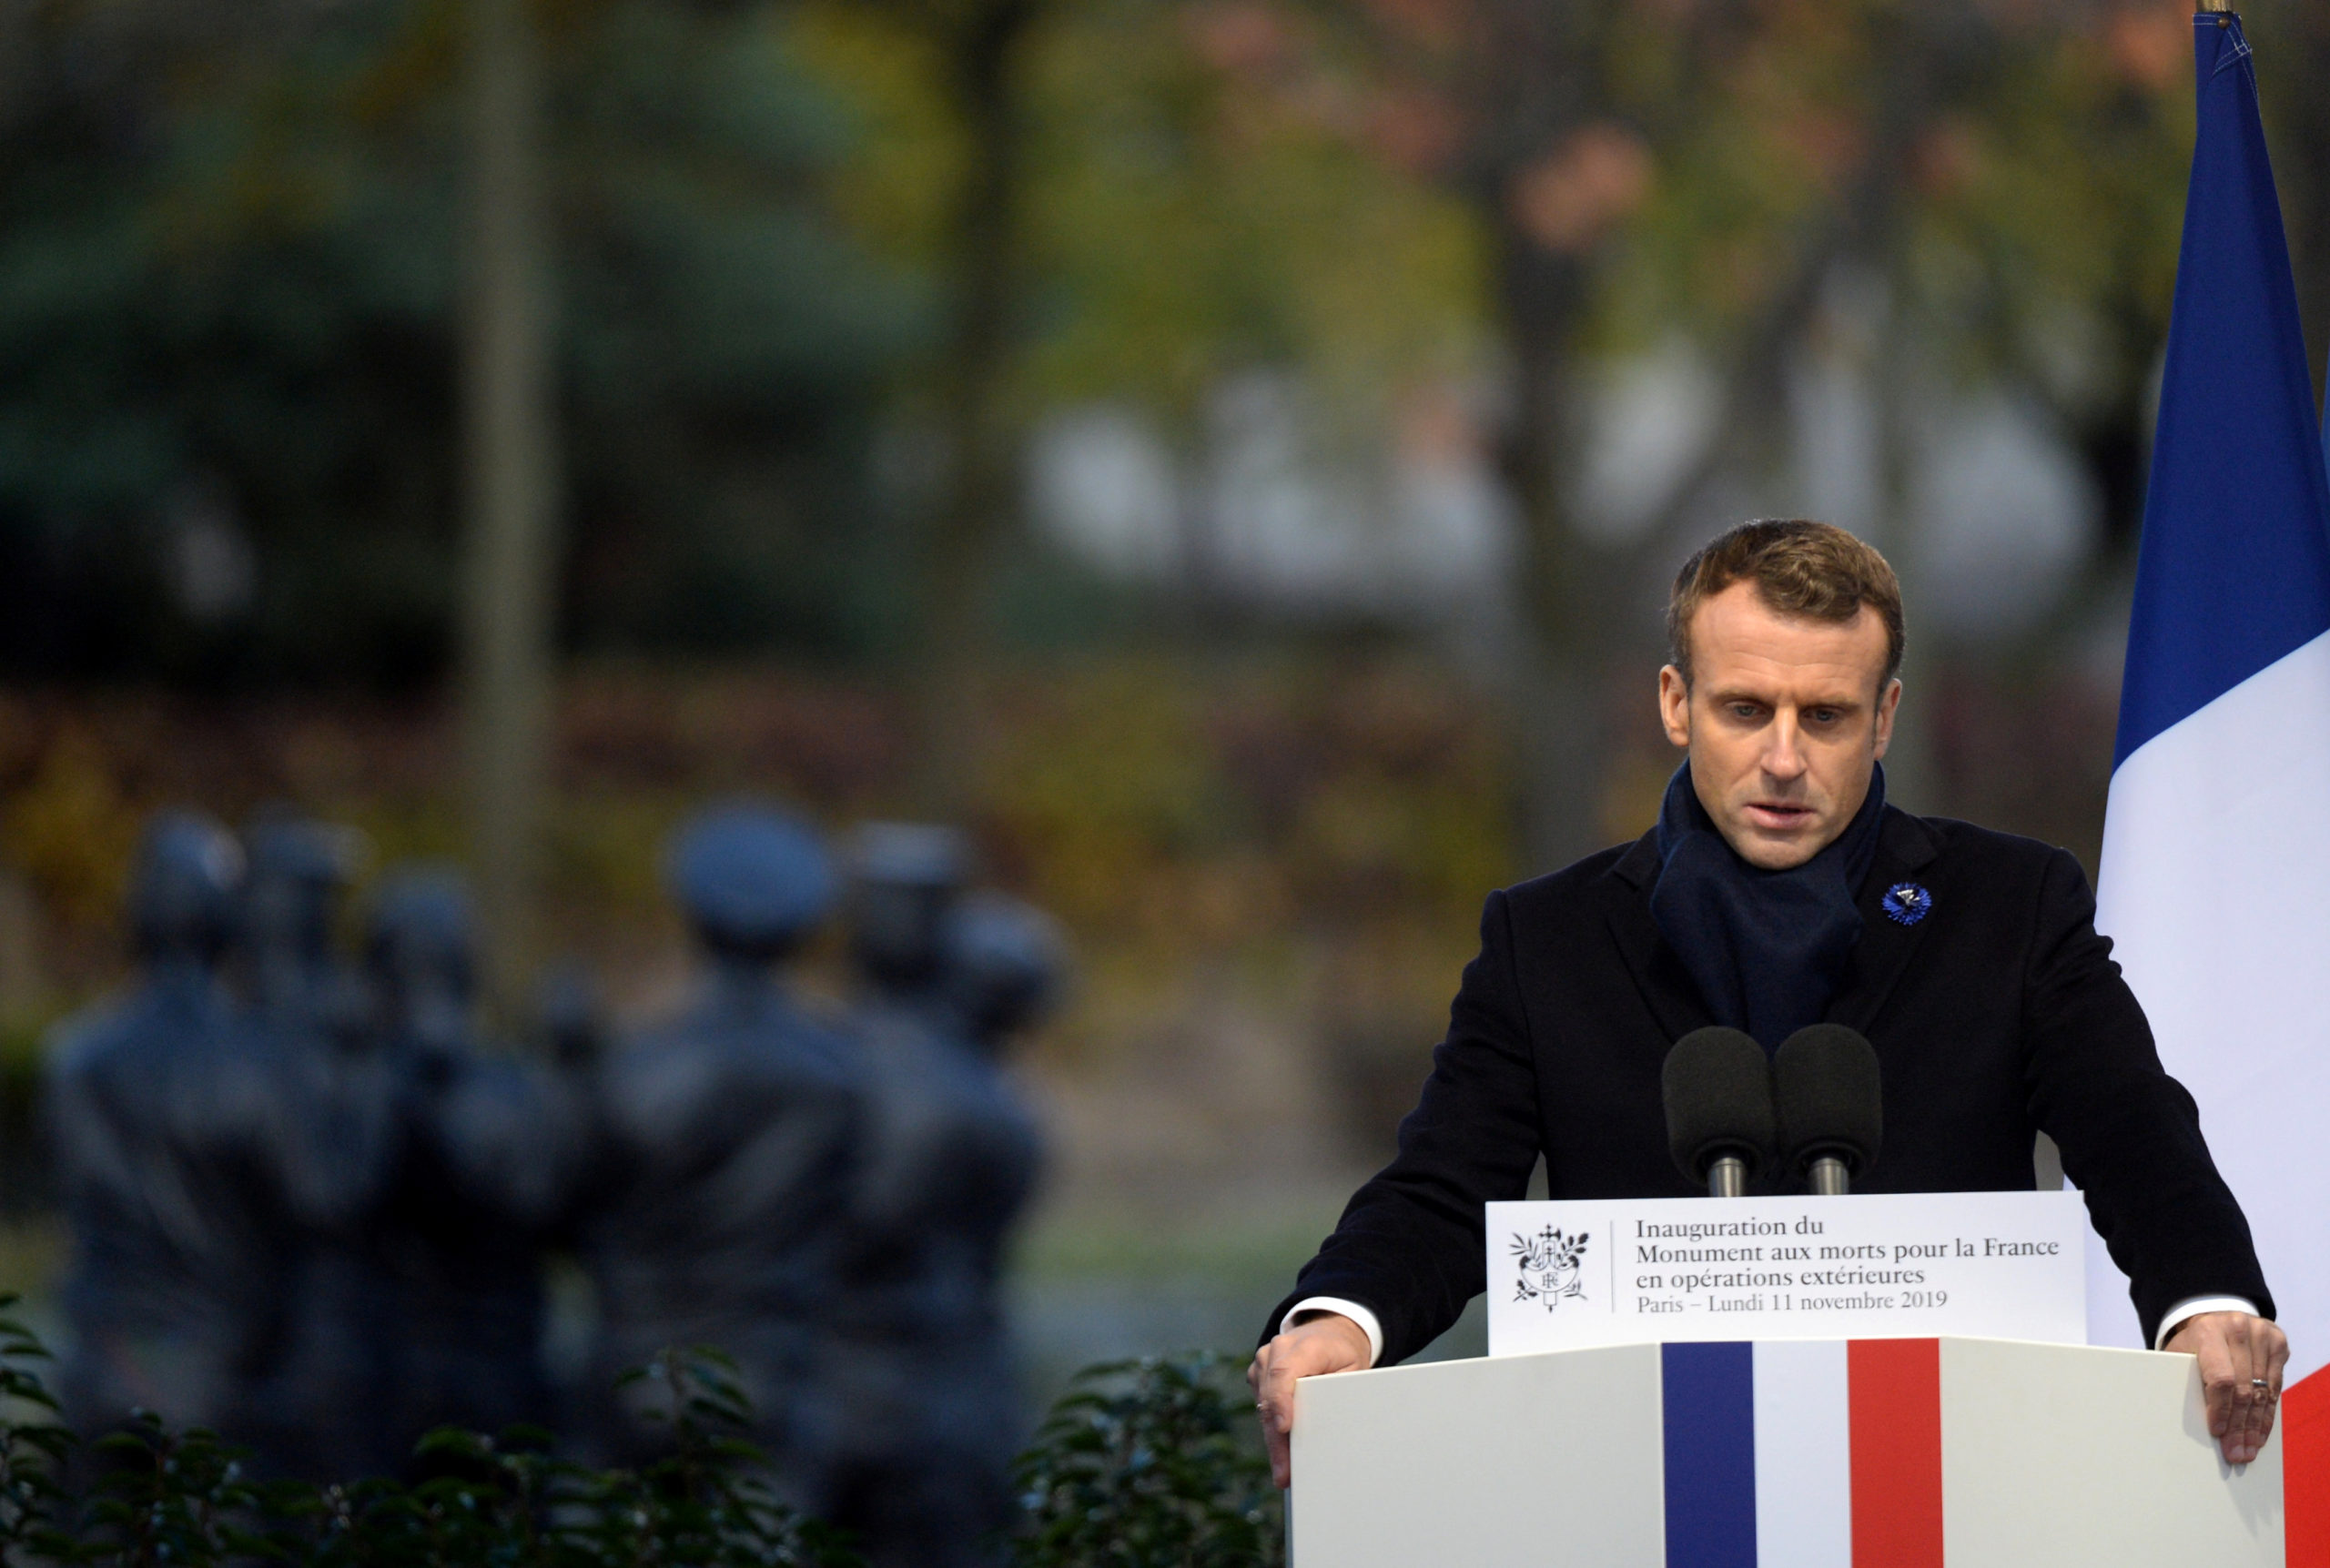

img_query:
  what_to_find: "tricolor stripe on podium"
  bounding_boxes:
[1657,1340,2330,1566]
[2288,1375,2330,1568]
[1660,1340,1940,1568]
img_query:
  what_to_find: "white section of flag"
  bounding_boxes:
[2091,629,2330,1379]
[1752,1339,1852,1567]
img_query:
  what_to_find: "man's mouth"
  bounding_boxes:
[1744,802,1816,830]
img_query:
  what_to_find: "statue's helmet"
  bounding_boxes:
[846,821,969,992]
[241,812,362,960]
[940,891,1068,1048]
[365,866,477,1007]
[667,802,836,961]
[129,810,245,962]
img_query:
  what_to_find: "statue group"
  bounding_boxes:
[41,804,1059,1568]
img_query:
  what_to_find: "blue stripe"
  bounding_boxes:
[2115,13,2330,767]
[1663,1340,1757,1568]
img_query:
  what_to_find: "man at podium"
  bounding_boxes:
[1251,521,2286,1479]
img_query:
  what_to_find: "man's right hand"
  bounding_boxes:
[1248,1311,1373,1489]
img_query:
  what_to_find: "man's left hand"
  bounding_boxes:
[2163,1310,2289,1464]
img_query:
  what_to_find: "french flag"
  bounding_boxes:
[2076,7,2330,1552]
[1661,1340,1942,1567]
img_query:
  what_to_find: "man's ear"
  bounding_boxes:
[1871,677,1902,760]
[1658,665,1692,749]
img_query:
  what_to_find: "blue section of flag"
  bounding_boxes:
[2114,13,2330,768]
[1662,1341,1758,1568]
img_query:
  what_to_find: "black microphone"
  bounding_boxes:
[1662,1027,1778,1198]
[1774,1024,1883,1195]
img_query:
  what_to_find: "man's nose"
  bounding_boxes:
[1763,713,1808,779]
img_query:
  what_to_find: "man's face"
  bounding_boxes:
[1657,581,1899,870]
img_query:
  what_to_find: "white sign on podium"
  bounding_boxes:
[1486,1189,2088,1355]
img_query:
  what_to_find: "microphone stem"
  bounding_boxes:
[1706,1156,1748,1198]
[1808,1156,1850,1196]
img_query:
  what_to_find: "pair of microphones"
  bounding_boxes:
[1662,1025,1883,1198]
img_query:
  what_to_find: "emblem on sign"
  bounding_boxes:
[1881,882,1933,926]
[1511,1226,1590,1310]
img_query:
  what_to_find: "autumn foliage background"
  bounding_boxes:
[3,0,2326,1379]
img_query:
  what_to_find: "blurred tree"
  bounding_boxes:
[1823,1,2324,652]
[0,0,2278,862]
[0,1,452,683]
[461,0,560,1013]
[554,1,930,654]
[0,0,918,688]
[1904,1,2190,615]
[878,0,1054,815]
[805,0,2172,857]
[1020,1,1480,605]
[795,0,1484,800]
[2251,0,2330,410]
[1283,0,2049,865]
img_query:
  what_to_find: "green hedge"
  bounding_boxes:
[0,1298,1282,1568]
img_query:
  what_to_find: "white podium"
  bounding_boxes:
[1289,1336,2284,1566]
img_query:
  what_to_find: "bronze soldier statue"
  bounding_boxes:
[46,812,380,1466]
[360,867,585,1468]
[229,814,398,1479]
[818,833,1058,1568]
[576,803,860,1499]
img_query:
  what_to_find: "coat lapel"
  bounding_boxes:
[1824,806,1944,1035]
[1604,829,1717,1045]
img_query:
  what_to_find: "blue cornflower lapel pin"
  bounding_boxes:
[1881,882,1933,926]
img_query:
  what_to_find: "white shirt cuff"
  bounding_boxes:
[1283,1297,1383,1369]
[2154,1294,2262,1351]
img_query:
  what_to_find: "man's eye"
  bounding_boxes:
[1808,708,1839,724]
[1728,703,1760,721]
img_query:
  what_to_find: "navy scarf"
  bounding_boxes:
[1649,763,1887,1052]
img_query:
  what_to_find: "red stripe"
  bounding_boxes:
[1849,1339,1944,1568]
[2287,1366,2330,1568]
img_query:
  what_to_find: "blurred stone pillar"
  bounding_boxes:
[460,0,560,1021]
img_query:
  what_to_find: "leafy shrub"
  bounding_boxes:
[77,1414,283,1568]
[0,1303,73,1563]
[0,1310,858,1568]
[0,1303,1285,1568]
[1013,1354,1283,1568]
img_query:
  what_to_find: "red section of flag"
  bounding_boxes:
[1849,1339,1944,1568]
[2288,1365,2330,1568]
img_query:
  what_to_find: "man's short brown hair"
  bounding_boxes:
[1666,520,1905,689]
